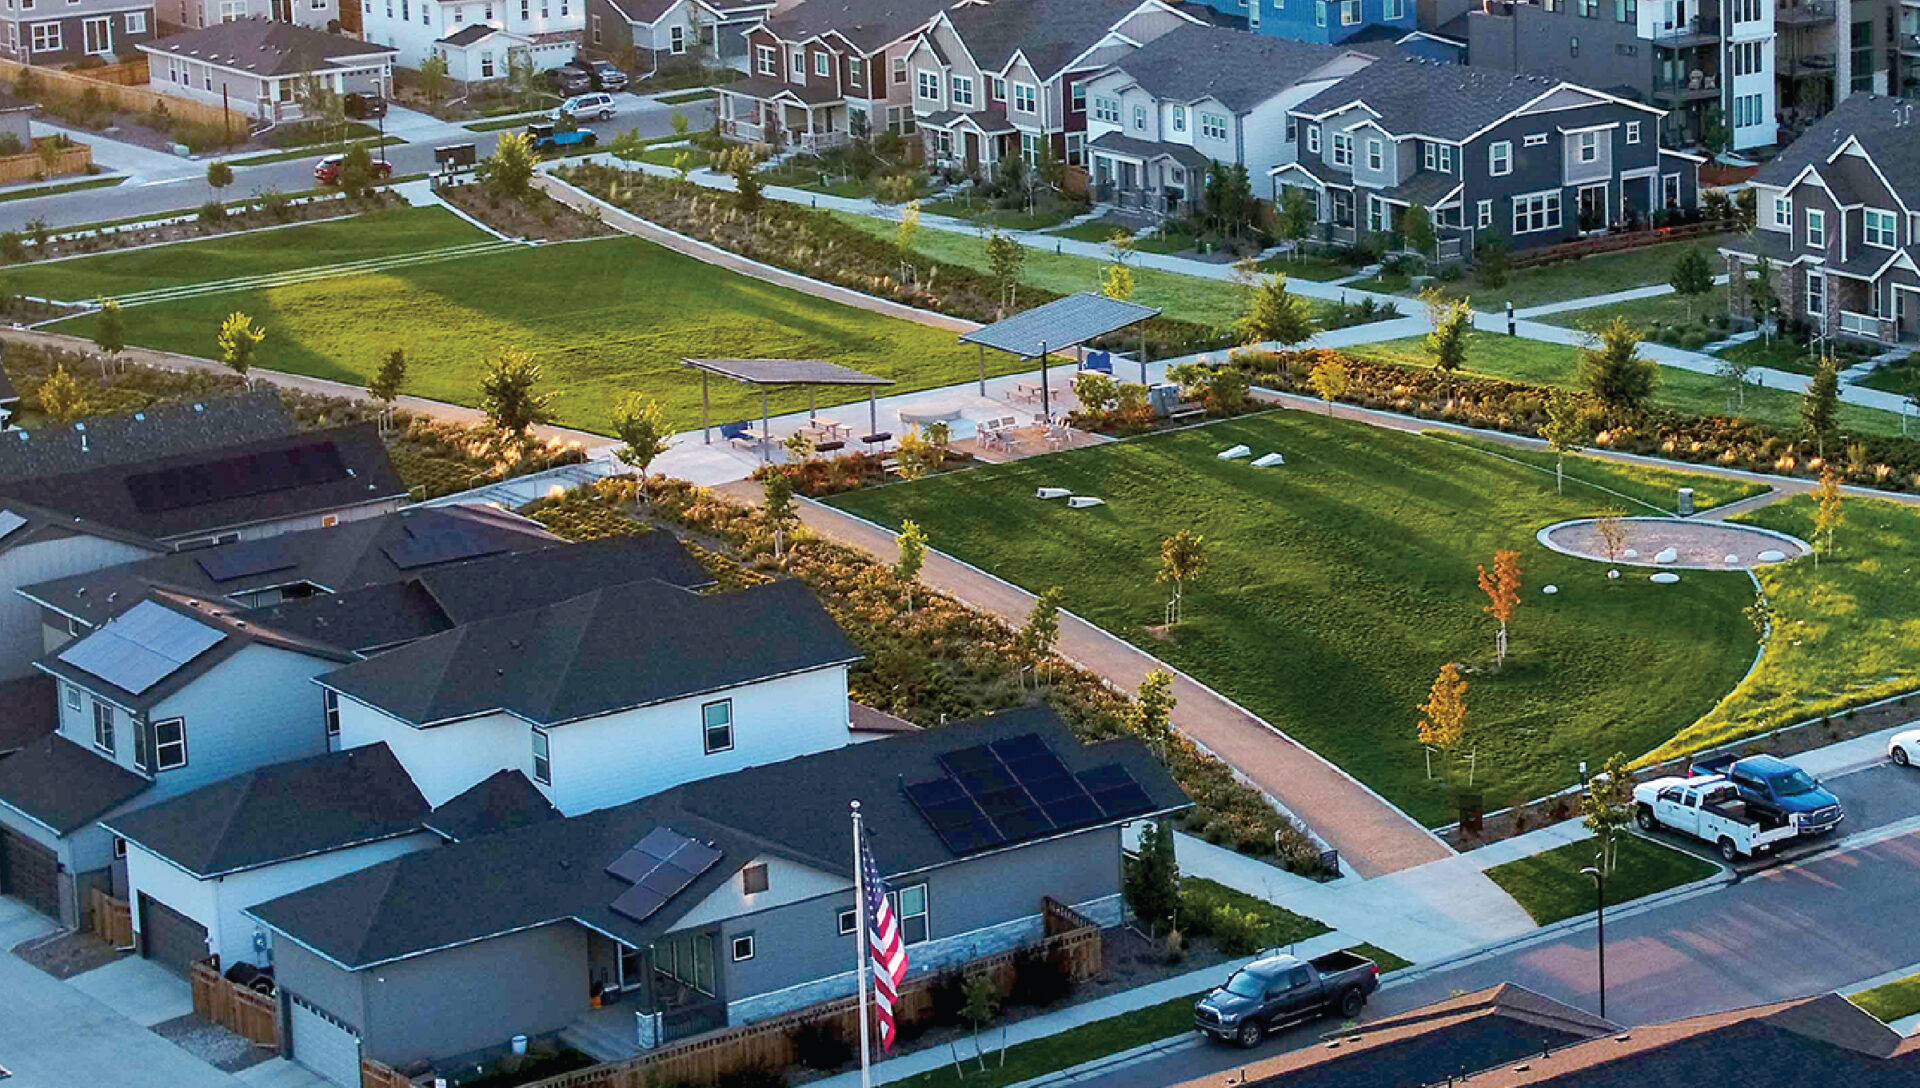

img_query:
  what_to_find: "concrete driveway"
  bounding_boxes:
[0,897,237,1088]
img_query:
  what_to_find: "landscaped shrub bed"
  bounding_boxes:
[749,449,981,497]
[521,477,1331,876]
[1237,347,1920,494]
[554,164,1236,360]
[437,182,615,242]
[0,190,401,267]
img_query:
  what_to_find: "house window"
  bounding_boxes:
[790,48,803,79]
[1021,131,1039,160]
[742,863,769,894]
[1330,132,1352,167]
[1366,137,1383,171]
[950,75,973,107]
[1340,0,1359,22]
[1805,207,1825,248]
[1133,103,1146,130]
[1387,0,1404,16]
[125,10,145,31]
[989,75,1005,100]
[64,683,81,712]
[703,699,734,754]
[451,3,461,18]
[670,24,685,53]
[29,21,59,50]
[895,883,929,943]
[1307,125,1320,154]
[323,689,340,737]
[1013,82,1035,114]
[1865,208,1897,248]
[1440,145,1453,172]
[758,45,775,76]
[1093,96,1119,123]
[849,57,862,85]
[1315,0,1325,24]
[1286,115,1298,143]
[1070,81,1085,113]
[731,934,755,961]
[837,908,858,935]
[1615,0,1635,17]
[1477,198,1492,228]
[1489,140,1512,176]
[1171,104,1186,132]
[113,836,128,859]
[93,699,114,754]
[1423,142,1437,170]
[521,0,529,17]
[1806,270,1825,315]
[1201,113,1227,140]
[1523,132,1546,148]
[1772,196,1791,230]
[1577,131,1600,163]
[814,51,828,77]
[531,728,551,784]
[1065,132,1084,165]
[1512,190,1563,233]
[1626,121,1641,144]
[892,56,906,84]
[153,718,187,771]
[1577,0,1595,13]
[479,51,495,78]
[917,69,938,101]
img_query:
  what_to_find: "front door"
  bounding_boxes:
[964,131,980,173]
[1331,189,1355,227]
[83,15,112,55]
[1578,184,1607,232]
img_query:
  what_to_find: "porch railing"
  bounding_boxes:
[721,118,767,143]
[1838,310,1893,342]
[797,130,849,153]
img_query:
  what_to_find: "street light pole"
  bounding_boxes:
[1581,853,1607,1021]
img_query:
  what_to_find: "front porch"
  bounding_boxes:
[717,78,847,151]
[569,926,729,1059]
[919,110,1017,176]
[1087,134,1206,222]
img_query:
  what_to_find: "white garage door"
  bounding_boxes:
[289,994,362,1088]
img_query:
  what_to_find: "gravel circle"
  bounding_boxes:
[1537,517,1811,571]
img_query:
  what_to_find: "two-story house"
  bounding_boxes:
[1272,58,1699,254]
[247,707,1189,1085]
[1080,25,1375,215]
[583,0,772,76]
[355,0,577,76]
[1721,95,1920,346]
[905,0,1200,176]
[1,0,154,65]
[1182,0,1415,45]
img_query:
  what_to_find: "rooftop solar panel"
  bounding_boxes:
[1025,775,1088,804]
[957,765,1017,797]
[988,734,1051,763]
[194,538,299,583]
[609,884,669,924]
[125,440,350,514]
[1090,781,1155,819]
[907,734,1166,856]
[633,826,693,862]
[1040,795,1104,828]
[1075,764,1136,793]
[382,530,510,571]
[0,509,26,542]
[1006,751,1070,785]
[56,600,228,695]
[938,746,1001,777]
[904,778,969,808]
[935,819,1007,854]
[604,826,723,924]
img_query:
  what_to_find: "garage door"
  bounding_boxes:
[0,827,60,920]
[289,994,363,1088]
[138,893,208,976]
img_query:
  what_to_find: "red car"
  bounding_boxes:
[314,154,394,184]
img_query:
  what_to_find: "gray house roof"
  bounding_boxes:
[0,391,293,485]
[1101,25,1357,112]
[140,17,397,76]
[0,734,150,835]
[248,707,1190,970]
[315,577,861,728]
[1293,56,1563,140]
[0,675,57,757]
[103,744,428,878]
[1752,94,1920,210]
[424,770,562,842]
[762,0,951,53]
[942,0,1148,80]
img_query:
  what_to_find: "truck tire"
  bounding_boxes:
[1235,1020,1262,1048]
[584,131,599,147]
[1636,805,1657,831]
[1717,836,1739,862]
[1338,986,1366,1018]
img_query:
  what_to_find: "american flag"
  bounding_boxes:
[862,837,910,1052]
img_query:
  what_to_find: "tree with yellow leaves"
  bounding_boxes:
[1812,464,1843,566]
[1476,549,1523,669]
[1417,662,1468,779]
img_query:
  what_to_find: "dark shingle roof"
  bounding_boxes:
[1380,168,1462,208]
[1089,131,1211,171]
[0,423,407,543]
[1103,25,1356,112]
[1752,95,1920,210]
[0,734,150,834]
[424,770,562,841]
[103,744,427,877]
[141,17,396,76]
[1294,56,1562,139]
[0,391,292,484]
[0,675,56,756]
[316,577,861,728]
[942,0,1148,79]
[248,707,1190,969]
[763,0,951,52]
[436,24,501,47]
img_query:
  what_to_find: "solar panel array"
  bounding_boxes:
[0,509,26,543]
[125,441,350,514]
[57,600,227,695]
[195,537,299,583]
[903,733,1157,856]
[607,826,723,924]
[382,529,509,571]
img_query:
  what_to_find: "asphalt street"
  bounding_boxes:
[1096,760,1920,1088]
[3,95,712,232]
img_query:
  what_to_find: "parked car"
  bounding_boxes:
[1689,754,1844,836]
[343,92,386,119]
[549,64,593,94]
[1194,949,1379,1048]
[582,58,629,91]
[1889,728,1920,768]
[1634,775,1797,862]
[555,93,617,123]
[526,121,598,154]
[314,154,394,184]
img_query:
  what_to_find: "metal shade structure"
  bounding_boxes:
[958,293,1162,417]
[680,358,895,461]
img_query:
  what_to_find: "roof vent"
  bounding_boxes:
[1513,1065,1530,1073]
[194,403,205,412]
[496,667,505,676]
[1615,1033,1632,1042]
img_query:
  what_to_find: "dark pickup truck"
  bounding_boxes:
[1194,949,1380,1047]
[1689,753,1844,836]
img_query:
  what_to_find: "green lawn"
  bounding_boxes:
[828,412,1755,824]
[1851,972,1920,1023]
[2,207,487,302]
[919,197,1074,231]
[45,232,1003,435]
[1371,235,1736,311]
[1345,336,1911,438]
[1854,351,1920,396]
[1422,433,1770,513]
[889,991,1205,1088]
[1255,253,1364,282]
[655,89,714,105]
[1650,494,1920,762]
[463,113,550,133]
[1538,286,1729,333]
[1710,335,1824,377]
[226,135,405,167]
[1181,878,1329,947]
[1345,942,1414,973]
[1484,834,1720,925]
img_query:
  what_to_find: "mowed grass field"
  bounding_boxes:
[829,411,1755,825]
[33,212,995,435]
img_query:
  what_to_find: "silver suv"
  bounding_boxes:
[555,93,616,123]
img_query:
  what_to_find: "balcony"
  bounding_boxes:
[1651,15,1722,46]
[1776,1,1835,25]
[1654,73,1722,101]
[1780,51,1837,75]
[1901,31,1920,55]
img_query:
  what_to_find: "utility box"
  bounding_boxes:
[1678,487,1695,517]
[1147,382,1180,418]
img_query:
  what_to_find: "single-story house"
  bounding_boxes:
[139,18,397,123]
[431,24,578,83]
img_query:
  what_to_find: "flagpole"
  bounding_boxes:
[853,800,874,1088]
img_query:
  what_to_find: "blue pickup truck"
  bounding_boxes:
[1689,753,1844,836]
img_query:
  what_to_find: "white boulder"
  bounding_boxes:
[1251,453,1286,468]
[1218,445,1252,460]
[1608,569,1621,580]
[1067,496,1105,509]
[1757,549,1788,562]
[1623,548,1640,559]
[1654,547,1679,564]
[1651,572,1681,584]
[1036,487,1071,500]
[1542,584,1559,595]
[1724,554,1741,565]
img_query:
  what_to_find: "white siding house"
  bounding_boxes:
[357,0,579,73]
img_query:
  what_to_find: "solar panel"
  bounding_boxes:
[194,538,298,583]
[1025,775,1088,804]
[935,819,1007,854]
[1075,764,1136,793]
[956,765,1017,797]
[0,509,26,543]
[1041,795,1104,828]
[1006,752,1070,785]
[382,530,510,571]
[125,441,350,514]
[609,884,669,923]
[988,734,1050,763]
[56,600,227,695]
[907,736,1161,856]
[938,746,1001,777]
[904,778,968,808]
[605,825,723,924]
[1088,782,1155,819]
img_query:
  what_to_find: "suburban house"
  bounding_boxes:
[139,18,396,121]
[1,0,154,65]
[317,575,862,812]
[719,0,954,151]
[1720,94,1920,347]
[583,0,772,76]
[1079,25,1375,216]
[1271,58,1701,255]
[162,0,338,34]
[904,0,1203,176]
[247,707,1189,1084]
[356,0,580,79]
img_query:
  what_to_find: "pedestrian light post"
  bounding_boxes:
[1581,853,1607,1020]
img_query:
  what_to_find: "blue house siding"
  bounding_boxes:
[1190,0,1415,44]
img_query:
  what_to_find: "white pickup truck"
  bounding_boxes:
[1633,775,1799,861]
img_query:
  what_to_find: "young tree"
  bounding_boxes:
[895,199,920,283]
[731,148,764,212]
[367,346,407,433]
[1417,662,1468,778]
[763,469,798,561]
[1020,585,1067,667]
[1474,234,1509,289]
[205,159,234,202]
[1236,273,1318,348]
[894,518,928,610]
[1100,262,1136,301]
[418,54,450,107]
[477,348,555,456]
[1594,509,1629,572]
[292,69,345,144]
[960,974,1002,1071]
[1802,359,1839,460]
[1156,529,1206,626]
[1540,390,1590,495]
[1581,752,1635,876]
[1129,669,1176,758]
[1402,204,1436,261]
[1277,186,1313,259]
[36,364,89,423]
[1669,247,1715,322]
[1812,464,1843,566]
[611,394,672,497]
[337,144,377,198]
[1308,355,1348,416]
[215,311,265,383]
[1578,317,1658,419]
[484,131,538,201]
[1749,257,1779,340]
[1717,350,1755,411]
[91,297,125,376]
[1123,818,1181,938]
[1072,371,1118,418]
[1425,292,1474,379]
[984,231,1026,314]
[1476,549,1523,669]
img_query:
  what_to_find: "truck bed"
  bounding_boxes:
[1703,798,1790,829]
[1308,950,1371,975]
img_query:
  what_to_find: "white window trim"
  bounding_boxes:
[1773,196,1792,231]
[1477,198,1492,228]
[1489,140,1512,176]
[1171,104,1186,132]
[1307,124,1320,154]
[950,74,974,108]
[1330,132,1352,168]
[1805,207,1826,249]
[532,727,551,784]
[703,698,734,754]
[1366,137,1383,172]
[732,934,755,961]
[1864,208,1898,249]
[757,44,775,75]
[1512,188,1563,234]
[152,717,187,771]
[1013,81,1035,114]
[1524,132,1548,147]
[1625,120,1640,144]
[814,51,829,77]
[1200,113,1227,141]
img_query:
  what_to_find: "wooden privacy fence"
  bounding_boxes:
[190,960,280,1048]
[0,138,92,183]
[362,1059,412,1088]
[0,58,234,129]
[88,889,133,948]
[522,900,1102,1088]
[74,58,151,86]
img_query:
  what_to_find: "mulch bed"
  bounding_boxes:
[5,192,401,264]
[438,183,617,242]
[11,928,127,979]
[152,1014,276,1073]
